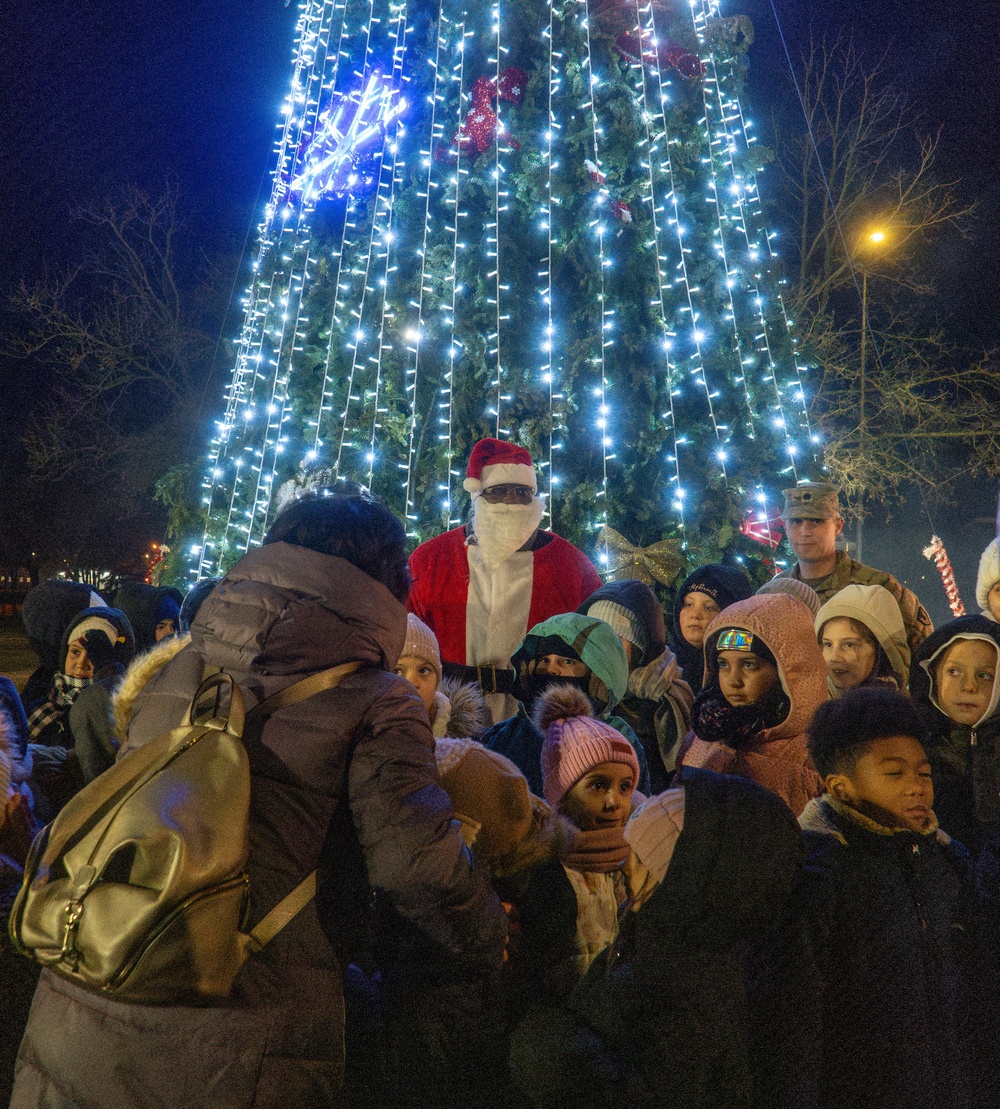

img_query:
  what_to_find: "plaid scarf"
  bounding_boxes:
[27,672,91,740]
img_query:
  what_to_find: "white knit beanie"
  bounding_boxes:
[976,538,1000,611]
[402,614,442,687]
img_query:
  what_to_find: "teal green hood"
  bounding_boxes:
[512,612,629,714]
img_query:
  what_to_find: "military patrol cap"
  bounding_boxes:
[781,482,841,521]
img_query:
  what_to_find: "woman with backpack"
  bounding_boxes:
[10,485,506,1109]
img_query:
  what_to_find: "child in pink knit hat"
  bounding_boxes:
[503,683,642,1002]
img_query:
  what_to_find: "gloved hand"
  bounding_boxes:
[628,645,681,702]
[79,629,124,676]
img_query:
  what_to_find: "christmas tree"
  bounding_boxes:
[190,0,817,585]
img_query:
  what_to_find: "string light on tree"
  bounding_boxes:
[192,0,816,582]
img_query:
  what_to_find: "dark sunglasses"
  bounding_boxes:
[480,484,535,504]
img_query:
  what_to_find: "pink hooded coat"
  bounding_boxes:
[678,593,826,815]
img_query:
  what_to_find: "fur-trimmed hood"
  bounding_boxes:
[799,793,941,844]
[433,677,490,740]
[434,735,570,876]
[112,633,191,744]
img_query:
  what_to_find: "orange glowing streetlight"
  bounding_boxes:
[855,224,892,561]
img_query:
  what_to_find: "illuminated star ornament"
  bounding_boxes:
[288,71,407,203]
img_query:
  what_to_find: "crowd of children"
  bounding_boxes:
[2,526,1000,1108]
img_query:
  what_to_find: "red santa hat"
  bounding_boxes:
[463,437,537,495]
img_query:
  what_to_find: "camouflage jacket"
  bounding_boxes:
[776,550,933,654]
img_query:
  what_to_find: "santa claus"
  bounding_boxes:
[408,438,603,723]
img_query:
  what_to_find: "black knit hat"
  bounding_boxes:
[671,563,753,693]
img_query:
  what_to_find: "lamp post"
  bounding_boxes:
[855,227,887,563]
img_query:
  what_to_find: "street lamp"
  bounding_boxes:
[855,226,890,563]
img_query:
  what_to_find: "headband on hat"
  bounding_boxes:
[72,616,126,648]
[717,628,754,653]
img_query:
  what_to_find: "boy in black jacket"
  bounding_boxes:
[800,686,996,1109]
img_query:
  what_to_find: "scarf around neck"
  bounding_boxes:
[561,823,631,873]
[692,683,790,748]
[27,672,92,740]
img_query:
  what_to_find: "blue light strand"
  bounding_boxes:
[576,0,614,568]
[401,6,452,534]
[364,2,411,490]
[437,18,473,530]
[628,0,686,535]
[539,0,564,524]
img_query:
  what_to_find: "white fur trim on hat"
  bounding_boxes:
[464,462,538,495]
[977,538,1000,611]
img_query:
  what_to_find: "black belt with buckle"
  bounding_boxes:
[442,662,517,695]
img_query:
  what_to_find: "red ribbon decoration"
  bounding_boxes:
[449,66,528,158]
[741,508,783,548]
[614,33,704,79]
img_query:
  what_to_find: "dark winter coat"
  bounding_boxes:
[910,615,1000,856]
[509,767,805,1109]
[11,541,506,1109]
[671,563,753,694]
[799,795,974,1109]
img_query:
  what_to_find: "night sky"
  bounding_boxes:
[1,0,996,616]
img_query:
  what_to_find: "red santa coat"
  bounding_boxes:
[407,527,602,667]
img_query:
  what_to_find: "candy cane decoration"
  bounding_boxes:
[922,535,965,618]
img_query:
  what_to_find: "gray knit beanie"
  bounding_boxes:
[757,576,822,618]
[585,599,647,656]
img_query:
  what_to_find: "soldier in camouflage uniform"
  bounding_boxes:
[773,482,933,654]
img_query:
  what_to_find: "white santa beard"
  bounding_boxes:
[471,496,545,570]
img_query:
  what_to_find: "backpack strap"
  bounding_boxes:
[242,871,317,955]
[247,660,365,720]
[239,659,366,951]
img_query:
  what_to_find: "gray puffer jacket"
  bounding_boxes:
[12,542,505,1109]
